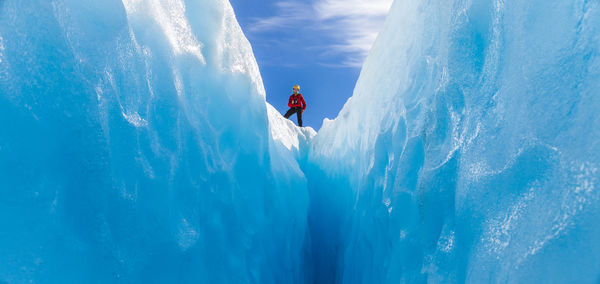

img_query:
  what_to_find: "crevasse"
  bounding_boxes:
[1,0,600,283]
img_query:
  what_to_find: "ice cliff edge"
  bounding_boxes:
[308,0,600,282]
[0,0,309,282]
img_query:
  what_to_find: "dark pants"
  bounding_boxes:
[284,107,303,127]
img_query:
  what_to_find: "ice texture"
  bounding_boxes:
[309,0,600,282]
[267,103,316,155]
[0,0,309,282]
[2,0,600,282]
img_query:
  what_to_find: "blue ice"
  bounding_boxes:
[1,0,599,283]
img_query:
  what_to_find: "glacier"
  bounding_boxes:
[309,0,600,282]
[1,0,600,283]
[0,0,311,282]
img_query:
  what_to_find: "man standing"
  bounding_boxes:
[284,85,307,127]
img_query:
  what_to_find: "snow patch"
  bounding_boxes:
[266,103,315,152]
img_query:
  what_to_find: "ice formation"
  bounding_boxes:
[309,0,600,282]
[0,0,309,282]
[1,0,599,283]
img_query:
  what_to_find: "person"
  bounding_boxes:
[284,85,307,127]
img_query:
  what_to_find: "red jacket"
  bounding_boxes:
[288,93,306,110]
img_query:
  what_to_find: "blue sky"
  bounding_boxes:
[229,0,392,130]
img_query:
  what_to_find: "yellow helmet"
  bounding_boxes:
[293,85,300,90]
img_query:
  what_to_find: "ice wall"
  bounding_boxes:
[0,0,309,282]
[310,0,600,282]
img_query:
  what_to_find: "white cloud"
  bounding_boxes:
[248,1,312,32]
[248,0,393,68]
[315,0,393,19]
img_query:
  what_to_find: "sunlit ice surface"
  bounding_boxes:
[1,0,599,283]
